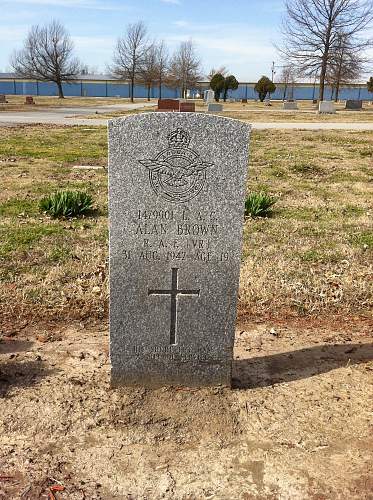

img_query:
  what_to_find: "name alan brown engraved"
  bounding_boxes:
[139,128,214,203]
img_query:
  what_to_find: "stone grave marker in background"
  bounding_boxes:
[157,99,180,112]
[180,102,195,112]
[283,100,298,110]
[207,103,223,112]
[345,100,362,110]
[318,101,336,114]
[25,96,35,105]
[204,89,215,104]
[109,113,250,387]
[0,94,6,103]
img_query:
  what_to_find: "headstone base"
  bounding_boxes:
[111,361,232,388]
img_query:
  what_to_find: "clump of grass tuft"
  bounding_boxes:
[39,190,93,218]
[245,191,277,218]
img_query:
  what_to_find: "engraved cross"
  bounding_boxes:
[148,268,200,346]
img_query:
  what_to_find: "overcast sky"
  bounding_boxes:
[0,0,371,81]
[0,0,287,80]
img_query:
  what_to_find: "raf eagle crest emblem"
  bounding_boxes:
[138,128,214,203]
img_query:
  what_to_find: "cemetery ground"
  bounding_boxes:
[75,99,373,123]
[0,96,148,111]
[0,124,372,498]
[2,96,373,124]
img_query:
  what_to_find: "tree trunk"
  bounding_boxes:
[335,50,344,102]
[147,84,151,101]
[319,23,332,101]
[159,76,162,99]
[283,83,287,100]
[335,81,340,102]
[130,77,134,103]
[57,80,64,99]
[319,56,328,101]
[223,88,228,102]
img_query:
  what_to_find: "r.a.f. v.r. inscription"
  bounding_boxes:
[139,128,214,204]
[148,267,200,345]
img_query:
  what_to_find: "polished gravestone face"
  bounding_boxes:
[109,113,250,387]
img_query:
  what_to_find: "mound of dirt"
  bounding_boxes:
[0,318,372,499]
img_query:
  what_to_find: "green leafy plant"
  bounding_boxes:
[222,75,239,102]
[39,190,93,218]
[210,73,225,101]
[245,191,277,218]
[254,75,276,101]
[210,73,239,102]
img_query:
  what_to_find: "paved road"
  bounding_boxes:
[0,106,373,130]
[0,102,155,127]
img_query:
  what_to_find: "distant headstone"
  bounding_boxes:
[283,101,298,110]
[25,96,35,105]
[180,102,195,112]
[204,89,215,103]
[241,98,247,104]
[318,101,336,114]
[158,99,180,112]
[0,94,6,103]
[345,100,362,110]
[108,113,250,387]
[207,103,223,112]
[312,99,318,104]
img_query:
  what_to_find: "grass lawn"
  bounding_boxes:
[0,124,372,331]
[2,96,373,123]
[0,95,150,111]
[77,99,373,122]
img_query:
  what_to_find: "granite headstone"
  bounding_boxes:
[318,101,336,114]
[207,103,223,112]
[345,100,362,110]
[204,89,215,103]
[157,99,180,112]
[283,100,298,110]
[180,102,195,112]
[109,113,250,387]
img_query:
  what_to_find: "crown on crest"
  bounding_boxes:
[167,128,190,148]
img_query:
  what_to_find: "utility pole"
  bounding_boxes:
[271,61,275,82]
[269,61,276,99]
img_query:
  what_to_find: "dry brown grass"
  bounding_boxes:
[195,99,373,122]
[0,95,149,111]
[78,99,373,122]
[0,125,372,331]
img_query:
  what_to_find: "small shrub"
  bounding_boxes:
[245,191,277,218]
[39,190,93,218]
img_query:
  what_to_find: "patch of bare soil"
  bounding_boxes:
[0,319,372,499]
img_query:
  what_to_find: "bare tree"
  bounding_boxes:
[168,40,201,98]
[111,21,148,102]
[278,0,373,100]
[10,20,81,98]
[155,40,169,99]
[140,42,158,101]
[327,33,365,101]
[207,66,228,80]
[279,65,297,100]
